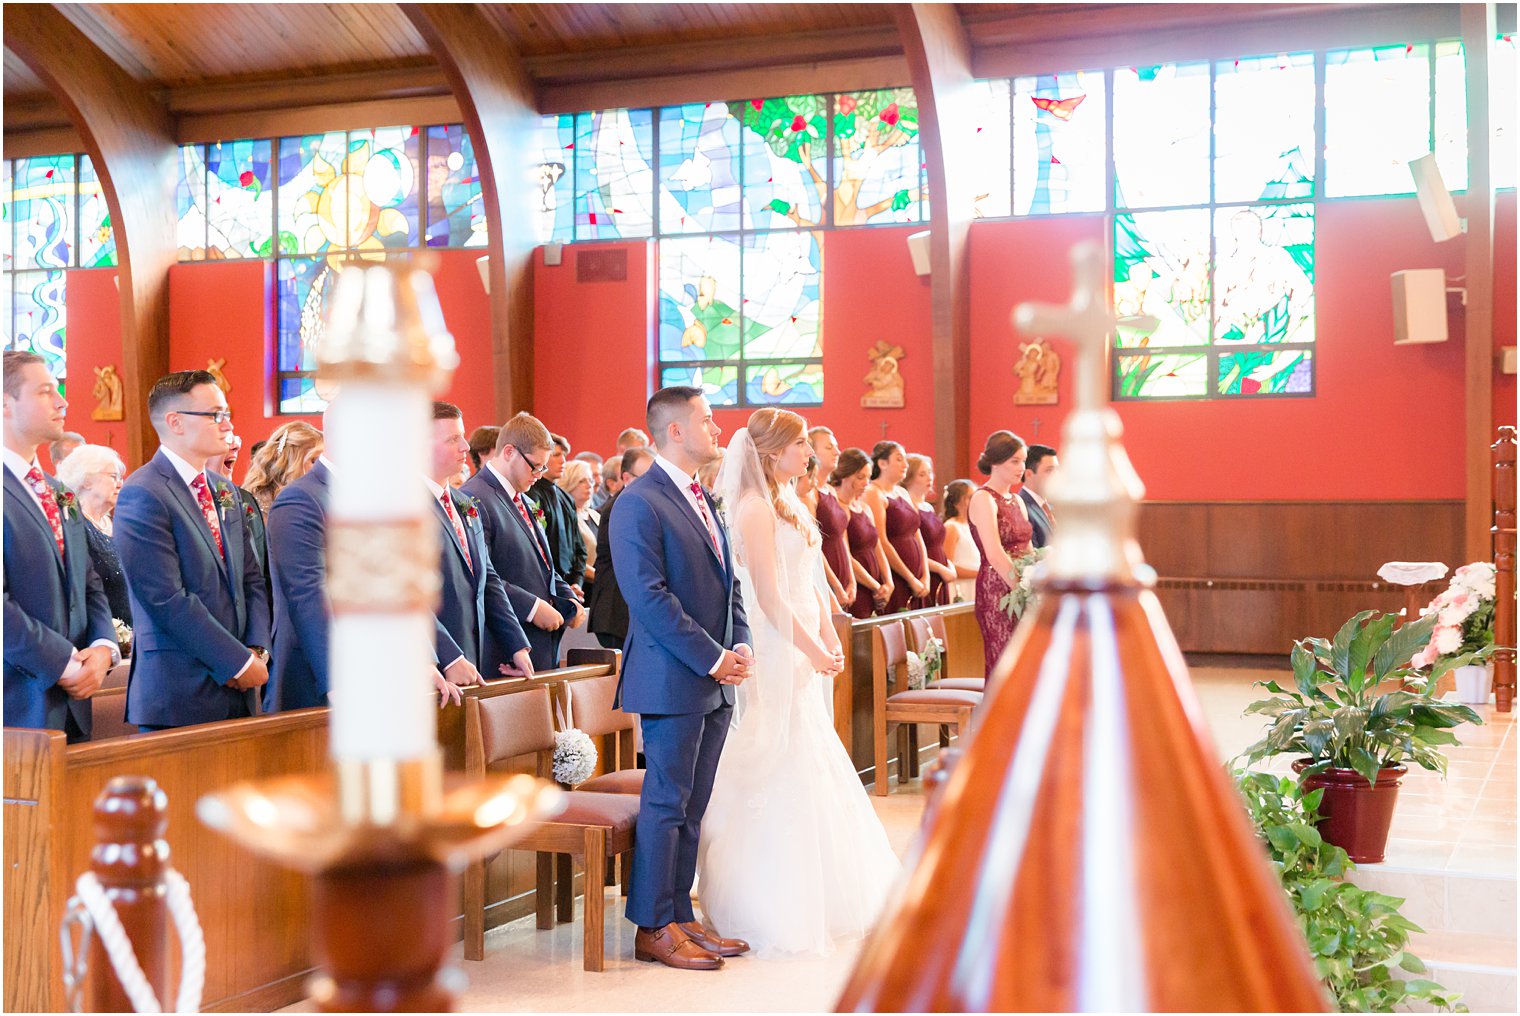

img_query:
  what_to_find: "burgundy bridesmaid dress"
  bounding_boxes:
[918,504,949,607]
[846,506,886,619]
[815,489,852,602]
[972,486,1034,675]
[883,494,924,615]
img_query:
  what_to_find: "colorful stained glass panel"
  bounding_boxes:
[345,127,420,251]
[1218,349,1313,395]
[657,236,743,362]
[832,88,923,225]
[1113,63,1210,209]
[530,114,575,244]
[78,155,117,268]
[1325,45,1430,197]
[574,109,655,240]
[425,124,487,248]
[13,155,75,269]
[1213,203,1314,345]
[276,257,335,373]
[1214,53,1315,203]
[277,132,349,254]
[1113,209,1211,348]
[277,375,328,415]
[206,138,274,259]
[968,78,1013,218]
[1114,351,1206,399]
[739,230,822,359]
[658,103,742,234]
[660,364,739,407]
[11,270,67,379]
[734,94,828,229]
[745,362,822,405]
[177,144,208,260]
[1013,70,1106,215]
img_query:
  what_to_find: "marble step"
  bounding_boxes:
[1404,930,1517,1013]
[1346,867,1517,941]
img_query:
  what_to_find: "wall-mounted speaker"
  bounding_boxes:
[1391,268,1449,344]
[906,229,931,277]
[1408,154,1464,243]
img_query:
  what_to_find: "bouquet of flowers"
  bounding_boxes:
[112,617,133,658]
[1410,562,1498,670]
[998,546,1049,620]
[904,636,945,691]
[552,728,598,787]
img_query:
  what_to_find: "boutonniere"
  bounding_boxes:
[244,503,257,521]
[532,503,547,529]
[708,491,727,525]
[55,489,80,521]
[215,486,238,514]
[462,498,481,524]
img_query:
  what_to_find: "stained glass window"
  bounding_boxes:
[968,79,1013,218]
[177,145,209,260]
[1013,71,1106,215]
[832,88,924,225]
[1113,63,1210,209]
[1114,210,1212,351]
[530,114,575,245]
[1214,54,1315,203]
[424,124,485,248]
[574,109,655,239]
[78,156,117,268]
[734,95,829,229]
[658,103,744,234]
[1325,45,1432,197]
[1434,42,1469,191]
[1213,202,1315,346]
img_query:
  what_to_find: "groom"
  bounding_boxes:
[612,386,755,971]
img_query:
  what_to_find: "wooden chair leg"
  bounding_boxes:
[939,723,951,748]
[621,849,632,897]
[464,858,486,961]
[583,827,607,972]
[875,716,890,797]
[605,854,617,886]
[896,725,910,785]
[907,725,921,778]
[556,852,573,923]
[535,852,554,930]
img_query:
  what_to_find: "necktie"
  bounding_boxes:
[689,481,721,556]
[25,466,65,558]
[1043,499,1056,528]
[514,493,550,568]
[441,493,472,570]
[190,473,224,557]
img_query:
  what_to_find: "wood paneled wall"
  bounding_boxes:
[1139,500,1464,654]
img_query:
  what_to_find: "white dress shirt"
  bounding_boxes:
[485,459,552,626]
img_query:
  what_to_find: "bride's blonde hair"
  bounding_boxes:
[747,408,819,545]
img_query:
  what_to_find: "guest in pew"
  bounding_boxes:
[218,431,244,482]
[467,425,499,478]
[428,402,535,688]
[210,434,268,583]
[941,479,980,603]
[835,448,890,618]
[1020,443,1058,549]
[268,435,464,710]
[809,427,855,611]
[559,458,600,589]
[593,453,622,511]
[529,433,587,600]
[56,444,132,627]
[462,413,586,672]
[3,352,118,740]
[243,420,323,517]
[969,431,1034,676]
[48,430,84,469]
[588,446,653,650]
[864,441,928,614]
[905,454,954,607]
[115,370,269,731]
[617,427,651,453]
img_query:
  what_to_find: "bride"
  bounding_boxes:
[697,409,901,957]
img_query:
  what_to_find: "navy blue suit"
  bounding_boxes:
[1020,488,1054,549]
[432,485,531,674]
[610,464,750,929]
[115,451,270,728]
[461,465,579,671]
[3,468,115,737]
[264,462,330,711]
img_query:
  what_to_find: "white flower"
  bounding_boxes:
[905,651,926,690]
[1453,562,1497,600]
[552,728,598,786]
[1438,597,1476,628]
[1433,625,1463,656]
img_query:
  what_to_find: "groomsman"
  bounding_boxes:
[461,413,585,671]
[588,445,653,650]
[264,443,332,711]
[529,434,587,597]
[115,370,270,730]
[1021,444,1058,549]
[428,402,535,685]
[3,351,118,739]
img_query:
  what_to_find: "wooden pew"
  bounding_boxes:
[3,657,620,1014]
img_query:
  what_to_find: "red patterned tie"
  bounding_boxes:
[514,493,550,568]
[190,474,224,557]
[441,493,472,570]
[24,466,65,558]
[689,481,721,555]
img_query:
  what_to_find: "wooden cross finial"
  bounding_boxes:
[1012,242,1117,411]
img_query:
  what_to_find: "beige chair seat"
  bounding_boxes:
[931,678,986,693]
[577,768,645,796]
[553,790,642,835]
[887,688,983,708]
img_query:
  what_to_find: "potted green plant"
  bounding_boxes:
[1239,610,1489,863]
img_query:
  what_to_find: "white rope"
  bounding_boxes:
[69,868,206,1013]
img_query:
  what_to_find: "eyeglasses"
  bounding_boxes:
[175,409,233,425]
[512,445,549,477]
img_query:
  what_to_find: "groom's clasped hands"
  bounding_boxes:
[713,644,755,686]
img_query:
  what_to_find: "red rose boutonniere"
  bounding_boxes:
[56,489,80,521]
[462,499,481,523]
[244,503,257,521]
[215,486,239,514]
[533,504,548,530]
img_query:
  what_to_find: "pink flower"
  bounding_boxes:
[1412,643,1438,670]
[1434,625,1463,655]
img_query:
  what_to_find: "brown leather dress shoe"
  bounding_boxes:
[634,923,724,970]
[680,921,751,957]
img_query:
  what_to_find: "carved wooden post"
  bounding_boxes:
[87,777,172,1012]
[1493,426,1516,712]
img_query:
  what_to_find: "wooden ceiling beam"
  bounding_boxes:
[896,3,977,482]
[402,3,538,419]
[5,4,176,467]
[160,63,451,116]
[2,126,86,160]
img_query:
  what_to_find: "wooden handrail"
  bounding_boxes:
[1493,426,1516,712]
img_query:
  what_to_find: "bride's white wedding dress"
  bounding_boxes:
[696,491,901,958]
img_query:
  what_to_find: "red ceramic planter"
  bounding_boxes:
[1293,759,1408,864]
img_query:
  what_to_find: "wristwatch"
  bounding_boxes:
[249,645,269,664]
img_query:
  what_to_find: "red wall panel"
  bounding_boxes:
[61,268,127,461]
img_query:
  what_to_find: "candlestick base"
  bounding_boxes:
[198,768,562,1012]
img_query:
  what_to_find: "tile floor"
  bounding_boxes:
[282,662,1516,1013]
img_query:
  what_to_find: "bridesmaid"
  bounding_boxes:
[968,431,1034,675]
[863,441,928,615]
[810,427,856,611]
[837,448,890,618]
[905,454,954,607]
[941,480,980,603]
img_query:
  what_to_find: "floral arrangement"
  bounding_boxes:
[998,545,1049,620]
[112,617,132,657]
[904,637,944,690]
[462,499,481,522]
[552,727,598,787]
[55,489,80,521]
[905,651,927,690]
[1411,563,1498,670]
[215,486,238,513]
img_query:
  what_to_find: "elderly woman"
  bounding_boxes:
[56,443,131,626]
[557,458,599,587]
[243,421,324,516]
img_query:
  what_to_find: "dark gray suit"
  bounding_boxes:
[1020,488,1053,549]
